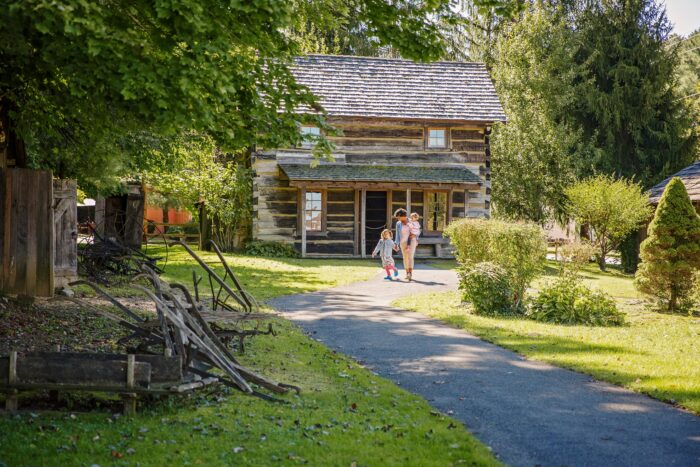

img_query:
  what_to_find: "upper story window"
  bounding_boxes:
[427,128,447,148]
[300,126,321,148]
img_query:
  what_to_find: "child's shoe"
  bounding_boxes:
[384,275,392,281]
[393,269,399,277]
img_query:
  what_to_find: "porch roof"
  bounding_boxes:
[279,163,482,186]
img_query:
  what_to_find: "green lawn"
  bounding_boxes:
[1,250,498,466]
[395,262,700,415]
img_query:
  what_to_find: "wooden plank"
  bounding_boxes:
[353,189,360,256]
[0,353,152,389]
[447,189,454,225]
[288,180,480,190]
[53,179,78,286]
[406,188,411,214]
[300,188,306,258]
[0,169,54,296]
[360,189,366,258]
[123,183,144,248]
[451,129,483,140]
[338,127,424,139]
[126,354,135,389]
[452,141,487,152]
[386,190,393,229]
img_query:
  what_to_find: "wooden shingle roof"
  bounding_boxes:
[291,55,506,122]
[649,161,700,203]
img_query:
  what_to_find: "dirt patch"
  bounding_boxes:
[0,296,134,355]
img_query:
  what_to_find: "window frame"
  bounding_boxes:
[299,189,327,235]
[424,190,450,234]
[299,125,321,149]
[426,127,448,149]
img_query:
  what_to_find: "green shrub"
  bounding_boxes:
[527,277,624,326]
[459,262,520,316]
[445,218,547,305]
[244,240,299,258]
[635,177,700,313]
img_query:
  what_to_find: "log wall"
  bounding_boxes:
[253,117,492,257]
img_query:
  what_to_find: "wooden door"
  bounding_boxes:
[53,179,77,287]
[0,168,54,296]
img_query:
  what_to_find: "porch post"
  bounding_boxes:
[464,189,469,218]
[300,188,307,258]
[353,189,360,256]
[406,188,411,213]
[447,189,454,224]
[361,188,367,258]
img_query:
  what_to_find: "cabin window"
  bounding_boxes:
[304,191,324,232]
[300,126,321,148]
[425,191,448,232]
[427,128,447,148]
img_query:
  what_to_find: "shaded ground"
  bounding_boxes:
[270,266,700,466]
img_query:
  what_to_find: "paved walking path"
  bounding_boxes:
[269,266,700,466]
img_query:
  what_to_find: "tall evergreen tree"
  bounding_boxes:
[571,0,697,187]
[635,177,700,312]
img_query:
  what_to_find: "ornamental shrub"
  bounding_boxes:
[445,218,547,306]
[565,175,652,270]
[635,177,700,313]
[244,240,299,258]
[527,277,624,326]
[459,262,519,316]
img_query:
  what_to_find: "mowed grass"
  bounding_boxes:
[155,245,381,301]
[1,249,499,466]
[395,261,700,414]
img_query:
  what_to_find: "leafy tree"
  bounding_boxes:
[142,133,251,251]
[673,29,700,99]
[565,175,652,270]
[490,4,587,223]
[635,177,700,312]
[2,0,488,190]
[570,0,697,187]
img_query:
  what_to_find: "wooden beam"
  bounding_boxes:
[360,189,366,258]
[464,189,469,218]
[447,189,454,225]
[300,188,307,258]
[288,180,480,190]
[353,189,360,256]
[406,188,412,213]
[386,190,393,230]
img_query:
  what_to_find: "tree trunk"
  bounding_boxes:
[598,252,607,271]
[162,205,169,233]
[0,97,28,168]
[669,288,677,313]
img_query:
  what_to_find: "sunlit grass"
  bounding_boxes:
[395,262,700,414]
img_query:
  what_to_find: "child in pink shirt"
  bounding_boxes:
[407,213,421,246]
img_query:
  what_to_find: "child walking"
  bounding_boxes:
[372,229,399,280]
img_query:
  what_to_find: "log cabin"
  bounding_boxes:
[252,55,506,258]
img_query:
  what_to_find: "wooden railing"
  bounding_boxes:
[143,221,200,245]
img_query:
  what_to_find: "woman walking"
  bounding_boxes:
[393,208,418,281]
